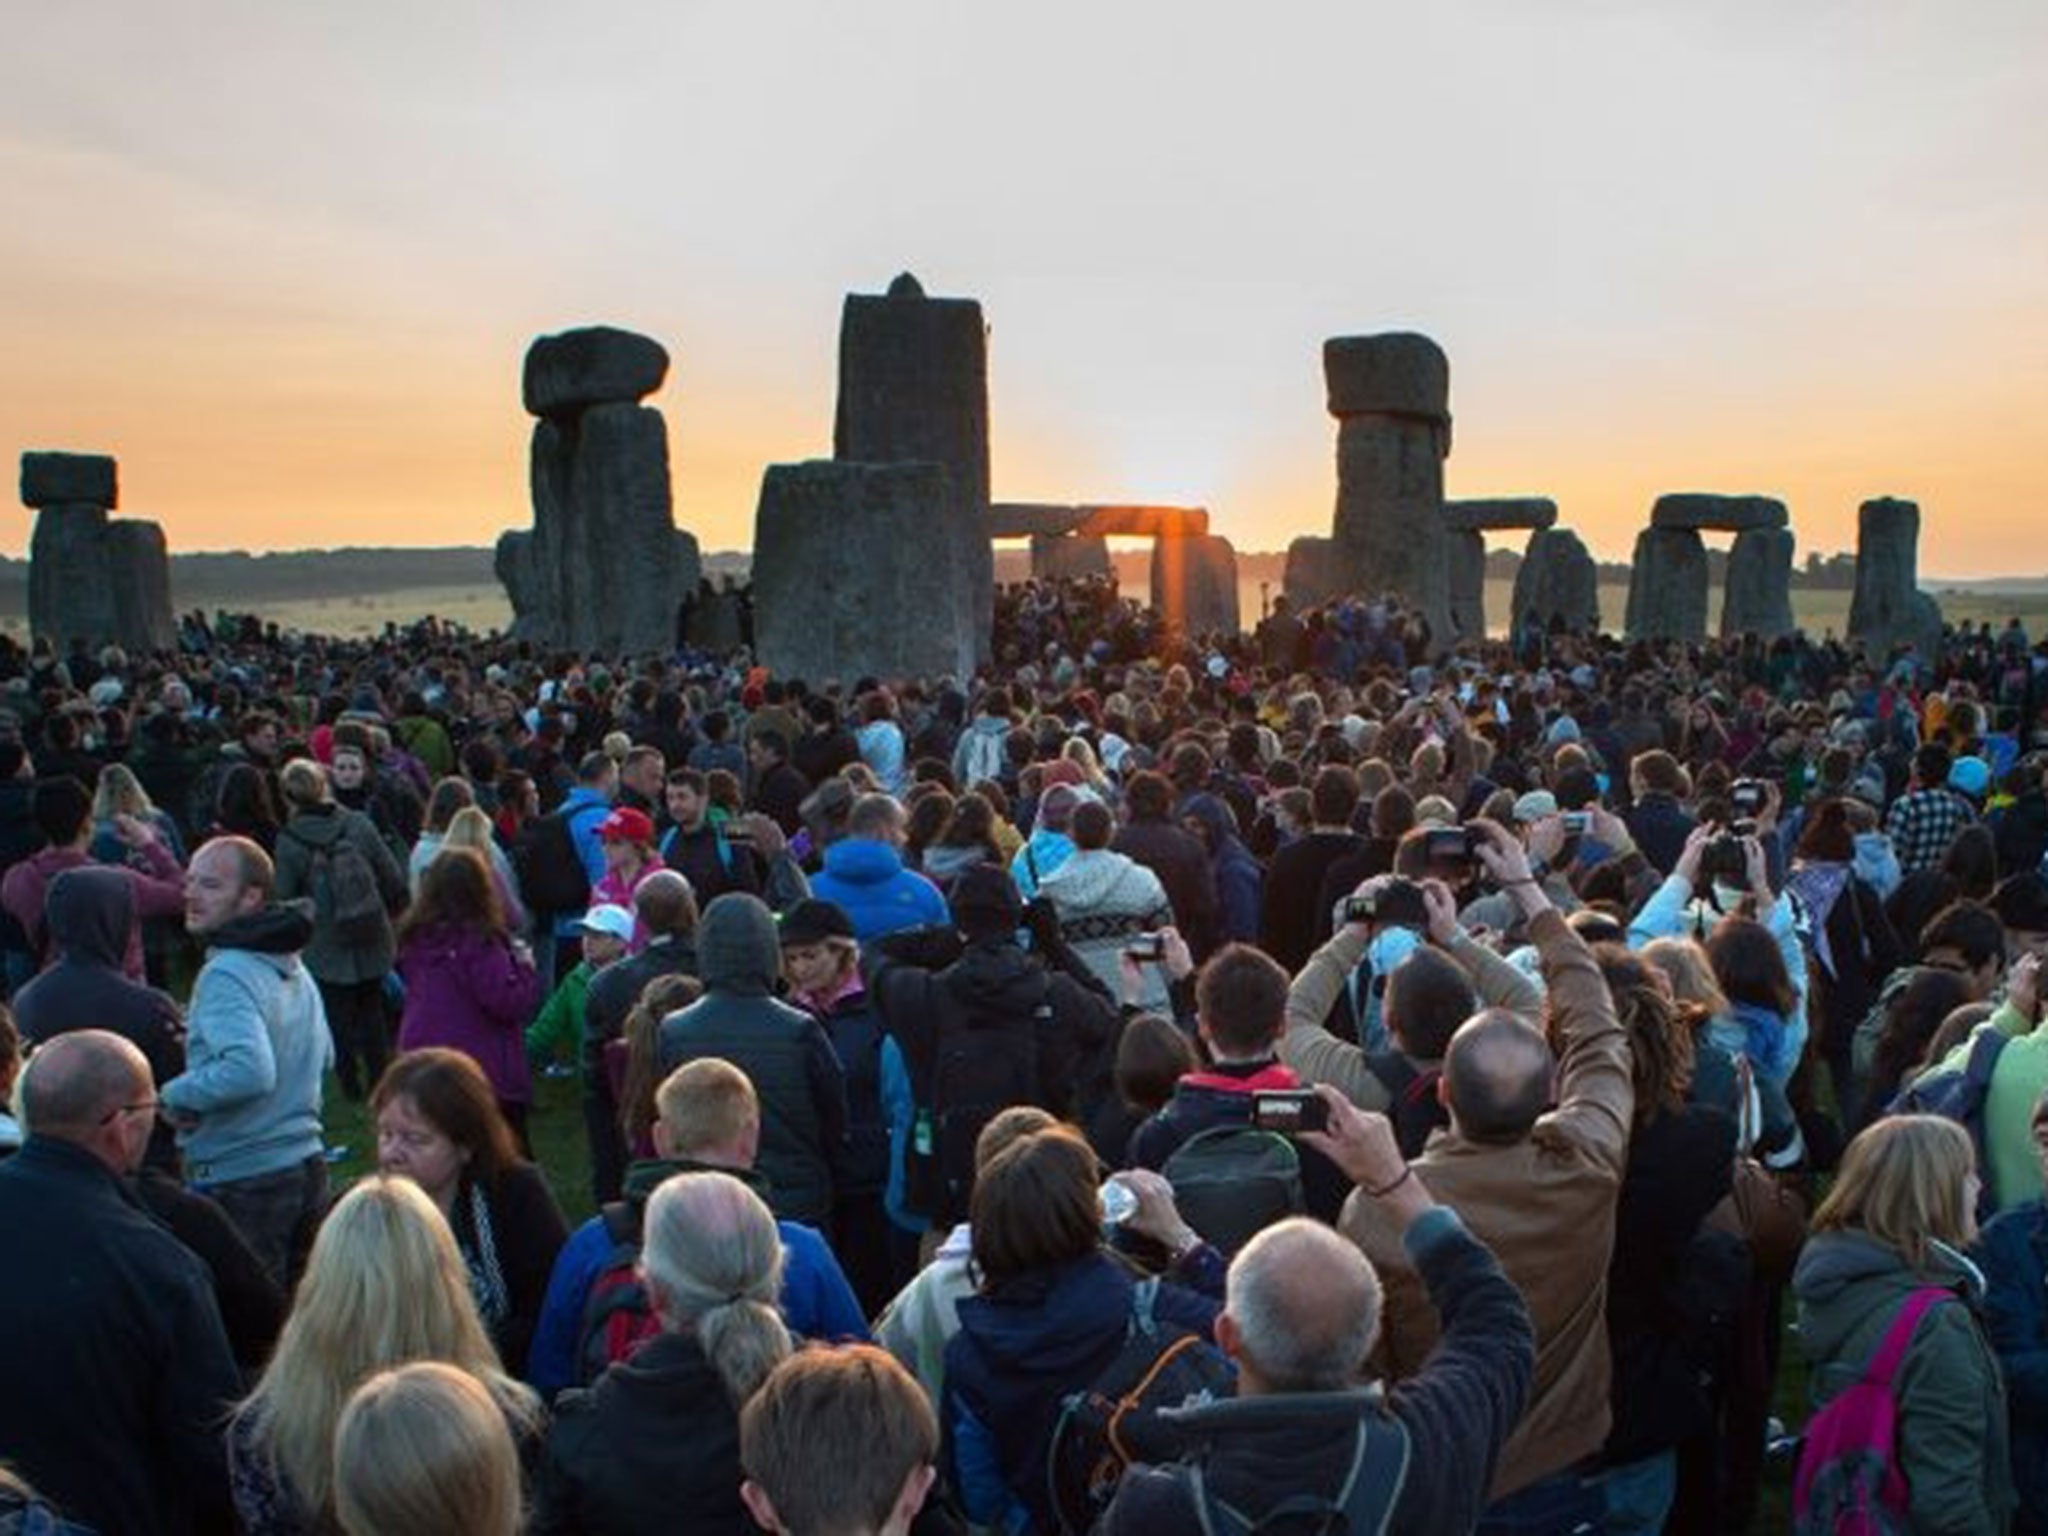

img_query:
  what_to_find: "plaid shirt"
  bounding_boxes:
[1884,786,1978,876]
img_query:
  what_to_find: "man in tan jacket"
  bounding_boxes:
[1337,820,1632,1534]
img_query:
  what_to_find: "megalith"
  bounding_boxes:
[1029,533,1111,583]
[20,451,175,653]
[1511,527,1601,636]
[1149,534,1240,638]
[1444,498,1558,641]
[1650,493,1788,533]
[1849,497,1943,663]
[498,326,697,654]
[1323,333,1454,651]
[1283,535,1339,612]
[752,460,976,685]
[1625,526,1710,642]
[1721,526,1797,639]
[835,272,993,661]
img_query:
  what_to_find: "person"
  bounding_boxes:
[162,834,331,1286]
[537,749,619,970]
[10,866,187,1171]
[942,1126,1227,1533]
[659,766,763,903]
[532,1171,794,1536]
[394,845,542,1135]
[1979,1086,2048,1536]
[273,756,409,1102]
[748,728,812,836]
[658,892,849,1227]
[442,802,530,933]
[1181,789,1262,946]
[228,1175,542,1534]
[856,689,910,797]
[1039,798,1177,1010]
[0,1030,241,1536]
[1886,742,1979,877]
[1338,819,1631,1532]
[590,804,664,945]
[1932,952,2047,1212]
[0,1008,18,1157]
[406,775,480,890]
[210,760,285,854]
[373,1048,569,1375]
[1794,1115,2016,1532]
[1009,780,1080,899]
[615,742,668,821]
[1098,1096,1536,1536]
[527,1056,868,1400]
[1114,768,1219,958]
[739,1345,941,1536]
[1,773,185,979]
[810,791,952,942]
[1623,749,1697,876]
[525,901,633,1073]
[1787,796,1902,1129]
[1258,764,1365,973]
[333,1362,525,1536]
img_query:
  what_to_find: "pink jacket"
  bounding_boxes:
[0,842,184,981]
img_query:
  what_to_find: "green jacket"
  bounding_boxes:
[526,959,595,1062]
[1793,1230,2014,1535]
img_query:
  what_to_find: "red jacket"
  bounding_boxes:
[0,841,184,981]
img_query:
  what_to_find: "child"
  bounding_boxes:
[525,905,632,1076]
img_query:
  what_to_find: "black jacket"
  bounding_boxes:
[1259,831,1365,973]
[12,867,187,1173]
[581,934,700,1080]
[135,1170,286,1377]
[0,1138,242,1536]
[1113,818,1220,958]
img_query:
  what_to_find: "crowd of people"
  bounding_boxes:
[1,576,2047,1534]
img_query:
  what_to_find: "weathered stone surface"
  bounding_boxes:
[1283,536,1340,611]
[522,327,670,419]
[1029,532,1111,582]
[1650,493,1789,533]
[1849,497,1943,661]
[684,577,746,654]
[1444,497,1557,533]
[753,461,975,684]
[1330,412,1453,652]
[835,275,993,660]
[1625,526,1709,642]
[1510,527,1600,635]
[21,451,117,510]
[990,503,1209,540]
[1447,528,1486,641]
[1323,334,1451,421]
[493,530,543,640]
[1149,534,1240,637]
[1721,526,1797,639]
[25,502,175,652]
[101,520,176,651]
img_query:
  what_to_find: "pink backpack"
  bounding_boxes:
[1792,1286,1953,1534]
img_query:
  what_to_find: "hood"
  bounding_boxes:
[966,716,1009,739]
[284,804,347,848]
[955,1252,1131,1375]
[623,1155,769,1209]
[1181,793,1243,856]
[820,837,909,889]
[696,892,782,994]
[942,942,1054,1022]
[1038,847,1162,915]
[1793,1230,1981,1360]
[44,866,134,966]
[920,844,986,881]
[1179,1062,1299,1095]
[205,899,317,955]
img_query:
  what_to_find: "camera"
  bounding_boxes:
[1422,827,1478,869]
[1560,811,1590,837]
[1249,1090,1331,1135]
[1702,831,1751,883]
[1732,780,1767,817]
[1123,932,1166,962]
[1342,878,1428,930]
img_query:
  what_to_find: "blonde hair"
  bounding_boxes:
[1641,937,1731,1018]
[1811,1114,1978,1268]
[279,758,331,812]
[91,761,155,822]
[441,805,496,856]
[642,1172,791,1406]
[333,1362,521,1536]
[234,1177,538,1521]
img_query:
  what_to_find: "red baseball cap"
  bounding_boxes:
[597,807,655,845]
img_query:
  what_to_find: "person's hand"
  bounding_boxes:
[1744,836,1773,900]
[1420,879,1461,947]
[1298,1087,1434,1225]
[112,812,156,850]
[1756,779,1783,834]
[1468,818,1533,888]
[1674,822,1714,887]
[1524,814,1566,868]
[2010,952,2042,1023]
[1115,948,1148,1008]
[1342,874,1394,931]
[1112,1169,1199,1253]
[1157,925,1195,982]
[740,813,787,861]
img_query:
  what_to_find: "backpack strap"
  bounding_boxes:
[1129,1276,1162,1339]
[1864,1286,1952,1388]
[1189,1416,1410,1536]
[599,1199,639,1248]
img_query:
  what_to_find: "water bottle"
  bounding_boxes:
[1100,1176,1138,1229]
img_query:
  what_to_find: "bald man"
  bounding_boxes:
[1096,1105,1533,1536]
[1337,820,1632,1530]
[0,1030,240,1536]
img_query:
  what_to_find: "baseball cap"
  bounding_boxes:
[1948,757,1991,798]
[1513,790,1560,823]
[597,807,656,844]
[576,904,636,943]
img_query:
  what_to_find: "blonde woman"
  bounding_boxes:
[333,1362,522,1536]
[441,803,529,933]
[1793,1116,2014,1531]
[1642,935,1803,1169]
[89,761,185,866]
[532,1171,791,1535]
[228,1177,541,1535]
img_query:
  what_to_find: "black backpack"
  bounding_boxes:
[288,821,386,946]
[1160,1125,1304,1255]
[518,804,597,915]
[1186,1415,1411,1536]
[907,967,1050,1225]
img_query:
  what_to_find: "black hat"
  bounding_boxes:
[951,865,1023,938]
[778,898,855,948]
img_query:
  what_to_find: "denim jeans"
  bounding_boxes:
[201,1153,328,1289]
[1477,1465,1607,1536]
[1604,1450,1676,1535]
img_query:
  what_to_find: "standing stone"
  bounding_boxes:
[1324,333,1454,652]
[20,451,175,653]
[1721,526,1797,639]
[1283,535,1339,611]
[1650,493,1788,533]
[1849,496,1944,662]
[1511,527,1601,636]
[835,273,993,662]
[1149,534,1240,638]
[752,460,975,685]
[1029,533,1111,583]
[1446,528,1487,641]
[1625,526,1710,643]
[1444,497,1558,533]
[498,326,693,654]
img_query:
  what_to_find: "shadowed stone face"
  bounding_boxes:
[521,327,669,419]
[1150,534,1239,638]
[1722,526,1797,639]
[1625,525,1710,642]
[1850,496,1942,662]
[1511,527,1600,636]
[20,451,172,652]
[20,452,117,511]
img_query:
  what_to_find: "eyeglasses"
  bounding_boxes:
[98,1098,161,1127]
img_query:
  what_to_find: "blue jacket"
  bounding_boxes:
[1978,1201,2048,1523]
[1010,829,1075,901]
[551,786,613,939]
[809,838,950,942]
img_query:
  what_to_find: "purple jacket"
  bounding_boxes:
[397,923,542,1105]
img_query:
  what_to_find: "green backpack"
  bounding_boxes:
[1160,1125,1304,1255]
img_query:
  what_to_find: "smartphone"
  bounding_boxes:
[1249,1090,1330,1135]
[1124,932,1166,962]
[1731,781,1766,817]
[1560,811,1590,836]
[1423,827,1477,866]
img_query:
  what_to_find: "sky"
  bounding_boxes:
[3,0,2045,573]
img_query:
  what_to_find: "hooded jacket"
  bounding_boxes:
[11,868,187,1172]
[162,902,333,1185]
[655,895,847,1224]
[808,837,950,942]
[1181,793,1262,945]
[0,836,184,981]
[1794,1230,2014,1534]
[397,919,543,1108]
[1039,847,1175,1012]
[273,802,409,984]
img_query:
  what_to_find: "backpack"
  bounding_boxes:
[289,823,386,945]
[1792,1286,1954,1535]
[907,968,1049,1225]
[573,1201,661,1385]
[1886,1027,2007,1223]
[1045,1277,1236,1534]
[519,804,598,915]
[1187,1415,1411,1536]
[959,725,1007,790]
[1160,1124,1305,1255]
